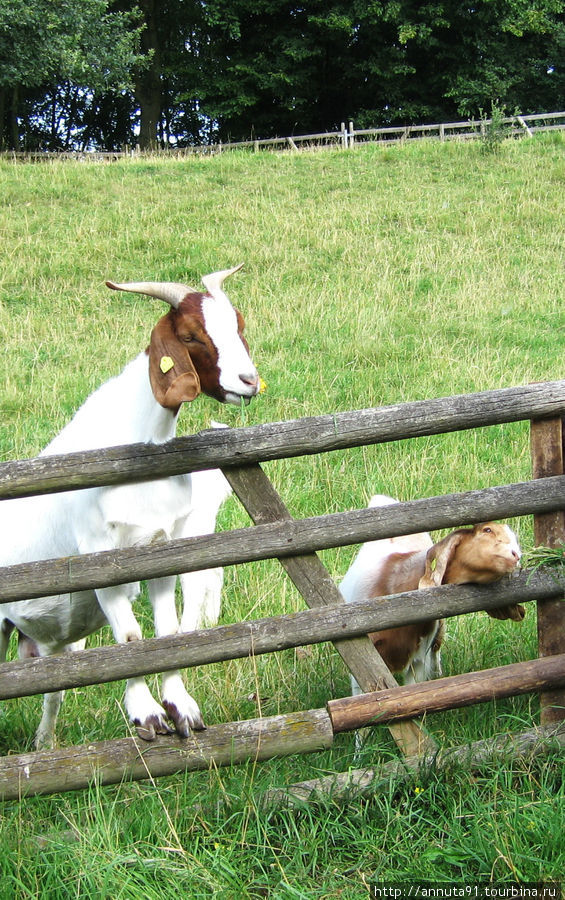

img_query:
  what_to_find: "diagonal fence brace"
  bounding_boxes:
[222,462,436,758]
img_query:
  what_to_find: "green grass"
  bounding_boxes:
[0,134,564,895]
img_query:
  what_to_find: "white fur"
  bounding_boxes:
[0,272,257,748]
[201,293,257,403]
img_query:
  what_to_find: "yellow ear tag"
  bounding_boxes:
[160,356,175,374]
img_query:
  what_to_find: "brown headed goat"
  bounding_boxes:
[340,495,523,689]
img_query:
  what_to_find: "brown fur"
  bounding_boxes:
[365,548,438,676]
[147,294,249,411]
[367,522,522,677]
[148,311,201,410]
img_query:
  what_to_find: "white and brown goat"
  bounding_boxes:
[340,495,523,691]
[0,265,259,748]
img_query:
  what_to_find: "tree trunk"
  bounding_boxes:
[0,88,5,149]
[9,85,19,150]
[136,0,161,149]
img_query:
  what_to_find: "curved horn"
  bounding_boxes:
[105,281,196,309]
[201,263,244,295]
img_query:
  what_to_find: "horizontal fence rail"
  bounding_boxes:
[1,659,564,800]
[0,709,335,801]
[1,569,563,702]
[1,477,565,603]
[1,380,565,500]
[3,112,565,161]
[327,655,565,731]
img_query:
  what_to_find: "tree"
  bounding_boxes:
[197,0,359,140]
[197,0,565,139]
[0,0,143,148]
[373,0,565,121]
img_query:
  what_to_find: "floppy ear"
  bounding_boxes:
[418,532,464,588]
[486,603,526,622]
[148,314,201,410]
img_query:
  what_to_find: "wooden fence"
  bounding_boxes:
[0,380,565,801]
[3,111,565,161]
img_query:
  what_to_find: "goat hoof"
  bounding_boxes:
[134,714,174,741]
[163,700,206,736]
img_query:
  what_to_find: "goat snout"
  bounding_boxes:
[239,373,259,389]
[223,368,260,405]
[238,372,260,400]
[499,545,521,573]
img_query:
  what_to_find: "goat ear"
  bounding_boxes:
[418,532,464,588]
[486,603,526,622]
[149,314,201,409]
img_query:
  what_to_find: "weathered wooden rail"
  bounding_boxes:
[1,478,564,603]
[0,379,564,800]
[2,569,563,702]
[3,111,565,159]
[2,380,564,500]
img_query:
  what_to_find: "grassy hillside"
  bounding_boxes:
[0,134,564,895]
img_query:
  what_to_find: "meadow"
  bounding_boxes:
[0,132,564,897]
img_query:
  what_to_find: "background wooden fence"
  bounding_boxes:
[0,380,564,800]
[3,111,565,161]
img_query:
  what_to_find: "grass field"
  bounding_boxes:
[0,133,564,896]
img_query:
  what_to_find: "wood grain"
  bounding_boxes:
[0,709,334,801]
[2,476,564,603]
[1,568,561,702]
[2,380,565,500]
[327,654,565,732]
[531,416,565,723]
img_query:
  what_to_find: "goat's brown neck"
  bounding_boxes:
[444,561,499,585]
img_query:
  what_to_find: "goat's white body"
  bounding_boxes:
[0,353,200,742]
[0,271,259,747]
[48,353,178,451]
[1,353,190,594]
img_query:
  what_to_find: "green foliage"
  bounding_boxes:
[479,102,513,154]
[0,0,143,91]
[523,545,565,569]
[398,0,565,120]
[200,0,565,139]
[0,136,564,890]
[2,0,565,148]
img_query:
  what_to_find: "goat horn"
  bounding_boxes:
[201,263,244,295]
[105,281,196,309]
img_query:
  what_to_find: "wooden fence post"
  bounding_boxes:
[531,417,565,723]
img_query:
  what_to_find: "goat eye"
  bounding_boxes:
[483,527,492,533]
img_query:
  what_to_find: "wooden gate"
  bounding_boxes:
[1,380,564,800]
